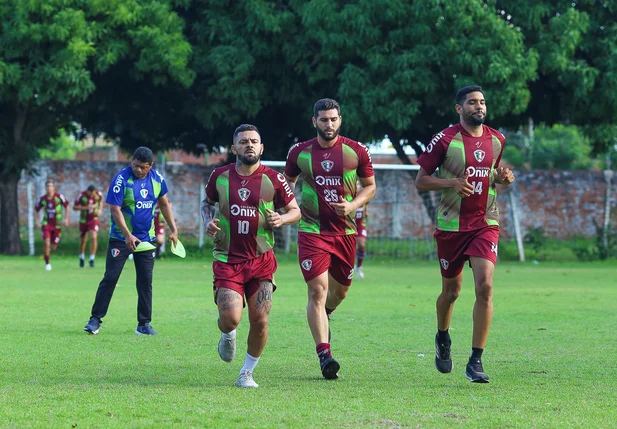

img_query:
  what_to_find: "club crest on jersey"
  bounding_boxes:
[111,248,120,258]
[140,189,148,198]
[474,150,485,163]
[440,259,449,270]
[238,188,251,202]
[301,259,312,271]
[321,160,334,172]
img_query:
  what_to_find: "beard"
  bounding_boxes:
[237,152,260,166]
[465,111,485,126]
[317,126,340,141]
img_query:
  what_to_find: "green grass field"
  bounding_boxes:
[0,255,615,428]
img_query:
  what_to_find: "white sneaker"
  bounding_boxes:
[235,370,259,388]
[45,264,52,271]
[356,267,364,279]
[218,332,236,362]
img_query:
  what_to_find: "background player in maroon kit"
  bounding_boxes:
[153,200,170,259]
[354,181,369,279]
[35,180,69,271]
[416,85,515,383]
[73,184,103,268]
[284,98,376,379]
[202,124,300,388]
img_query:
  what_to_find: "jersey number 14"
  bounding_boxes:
[470,181,483,195]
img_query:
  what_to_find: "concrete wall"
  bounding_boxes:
[18,161,615,239]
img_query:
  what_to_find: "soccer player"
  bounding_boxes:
[355,181,369,279]
[35,180,69,271]
[73,185,104,268]
[202,124,300,388]
[153,200,170,259]
[284,98,376,379]
[415,85,515,383]
[83,146,179,336]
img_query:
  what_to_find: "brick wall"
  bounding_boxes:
[18,161,614,239]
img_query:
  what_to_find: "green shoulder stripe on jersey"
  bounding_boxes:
[213,172,230,263]
[298,148,320,234]
[437,139,465,231]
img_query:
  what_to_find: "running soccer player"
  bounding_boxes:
[153,200,169,259]
[83,146,179,336]
[284,98,376,379]
[73,185,103,268]
[415,85,515,383]
[354,202,368,279]
[202,124,300,388]
[35,180,69,271]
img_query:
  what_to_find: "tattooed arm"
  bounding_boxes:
[201,197,220,237]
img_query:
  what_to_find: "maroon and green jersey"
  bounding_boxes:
[417,124,506,232]
[35,193,69,228]
[74,190,103,224]
[284,136,374,235]
[205,163,295,263]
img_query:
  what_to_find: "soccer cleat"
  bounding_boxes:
[235,370,259,388]
[79,257,85,268]
[45,264,52,271]
[435,333,453,373]
[135,323,157,335]
[356,266,364,279]
[218,332,236,362]
[84,317,101,334]
[465,358,489,383]
[89,259,95,268]
[320,355,340,380]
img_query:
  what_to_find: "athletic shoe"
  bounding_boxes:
[356,267,364,279]
[235,370,259,388]
[84,317,101,334]
[45,264,52,271]
[465,358,489,383]
[79,257,85,268]
[89,259,95,268]
[135,323,157,335]
[435,333,453,373]
[218,332,236,362]
[320,355,340,380]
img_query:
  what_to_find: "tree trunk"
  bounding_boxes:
[388,130,437,223]
[0,174,23,254]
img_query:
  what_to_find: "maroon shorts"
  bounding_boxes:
[297,232,356,286]
[434,226,500,278]
[79,220,99,237]
[212,250,277,305]
[42,225,61,244]
[356,225,368,238]
[154,222,164,236]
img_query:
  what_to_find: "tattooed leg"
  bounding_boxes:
[246,281,274,357]
[216,287,243,333]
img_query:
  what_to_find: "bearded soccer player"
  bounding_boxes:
[73,185,104,268]
[202,124,300,388]
[284,98,376,379]
[84,146,179,336]
[35,180,69,271]
[415,85,515,383]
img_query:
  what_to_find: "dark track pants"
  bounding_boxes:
[90,239,155,324]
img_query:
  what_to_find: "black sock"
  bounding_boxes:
[437,329,450,344]
[471,347,483,360]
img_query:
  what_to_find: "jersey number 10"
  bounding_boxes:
[238,220,250,234]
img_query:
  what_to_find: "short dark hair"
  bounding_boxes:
[87,185,96,192]
[313,98,341,118]
[456,85,484,106]
[45,180,54,186]
[132,146,153,164]
[233,124,260,142]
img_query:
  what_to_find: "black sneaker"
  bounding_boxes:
[319,355,340,380]
[84,317,101,334]
[435,333,453,373]
[79,257,85,268]
[89,259,95,268]
[135,323,157,335]
[465,358,489,383]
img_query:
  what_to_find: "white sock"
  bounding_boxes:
[89,254,95,261]
[79,253,85,259]
[240,353,260,373]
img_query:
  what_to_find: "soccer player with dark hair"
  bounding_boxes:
[84,146,179,336]
[415,85,515,383]
[202,124,301,388]
[284,98,376,379]
[35,180,69,271]
[73,184,104,268]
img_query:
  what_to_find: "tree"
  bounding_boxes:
[0,0,193,254]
